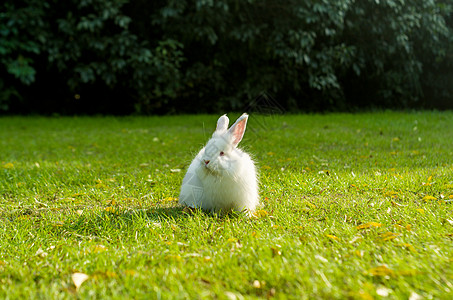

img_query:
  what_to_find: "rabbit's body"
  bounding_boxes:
[179,113,259,213]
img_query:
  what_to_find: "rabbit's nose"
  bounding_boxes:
[204,160,210,165]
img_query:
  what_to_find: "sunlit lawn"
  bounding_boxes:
[0,112,452,299]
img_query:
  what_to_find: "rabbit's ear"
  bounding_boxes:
[216,114,229,133]
[228,113,248,147]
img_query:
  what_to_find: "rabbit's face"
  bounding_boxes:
[200,137,234,176]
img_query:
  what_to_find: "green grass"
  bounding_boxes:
[0,112,452,299]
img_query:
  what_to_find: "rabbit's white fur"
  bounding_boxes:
[179,113,259,213]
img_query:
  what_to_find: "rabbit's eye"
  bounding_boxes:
[219,151,225,156]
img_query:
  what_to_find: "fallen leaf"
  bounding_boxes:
[262,165,271,170]
[354,250,364,258]
[384,190,398,198]
[104,207,116,213]
[253,210,269,218]
[326,234,340,241]
[2,163,14,169]
[367,265,395,277]
[92,245,107,253]
[162,197,178,202]
[378,232,400,241]
[422,195,437,201]
[304,202,317,208]
[398,243,417,253]
[72,272,89,289]
[416,209,425,214]
[356,222,383,230]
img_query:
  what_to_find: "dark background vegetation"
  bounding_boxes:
[1,0,452,115]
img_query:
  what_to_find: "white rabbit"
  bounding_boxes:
[179,113,259,214]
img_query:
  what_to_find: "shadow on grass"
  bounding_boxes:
[142,206,189,220]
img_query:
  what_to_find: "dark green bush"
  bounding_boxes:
[1,0,452,114]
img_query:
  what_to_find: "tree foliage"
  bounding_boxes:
[1,0,452,114]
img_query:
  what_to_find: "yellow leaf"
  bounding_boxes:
[367,265,395,277]
[416,208,425,214]
[384,190,398,198]
[378,232,400,241]
[2,163,14,169]
[104,207,116,213]
[162,197,177,202]
[253,210,269,218]
[262,165,271,170]
[398,243,417,253]
[305,202,317,208]
[227,238,237,243]
[72,272,89,289]
[92,245,107,253]
[267,152,275,156]
[356,222,383,230]
[355,250,364,258]
[326,234,340,241]
[422,195,437,201]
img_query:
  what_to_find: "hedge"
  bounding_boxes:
[1,0,452,114]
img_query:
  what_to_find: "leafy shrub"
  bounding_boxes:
[0,0,452,114]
